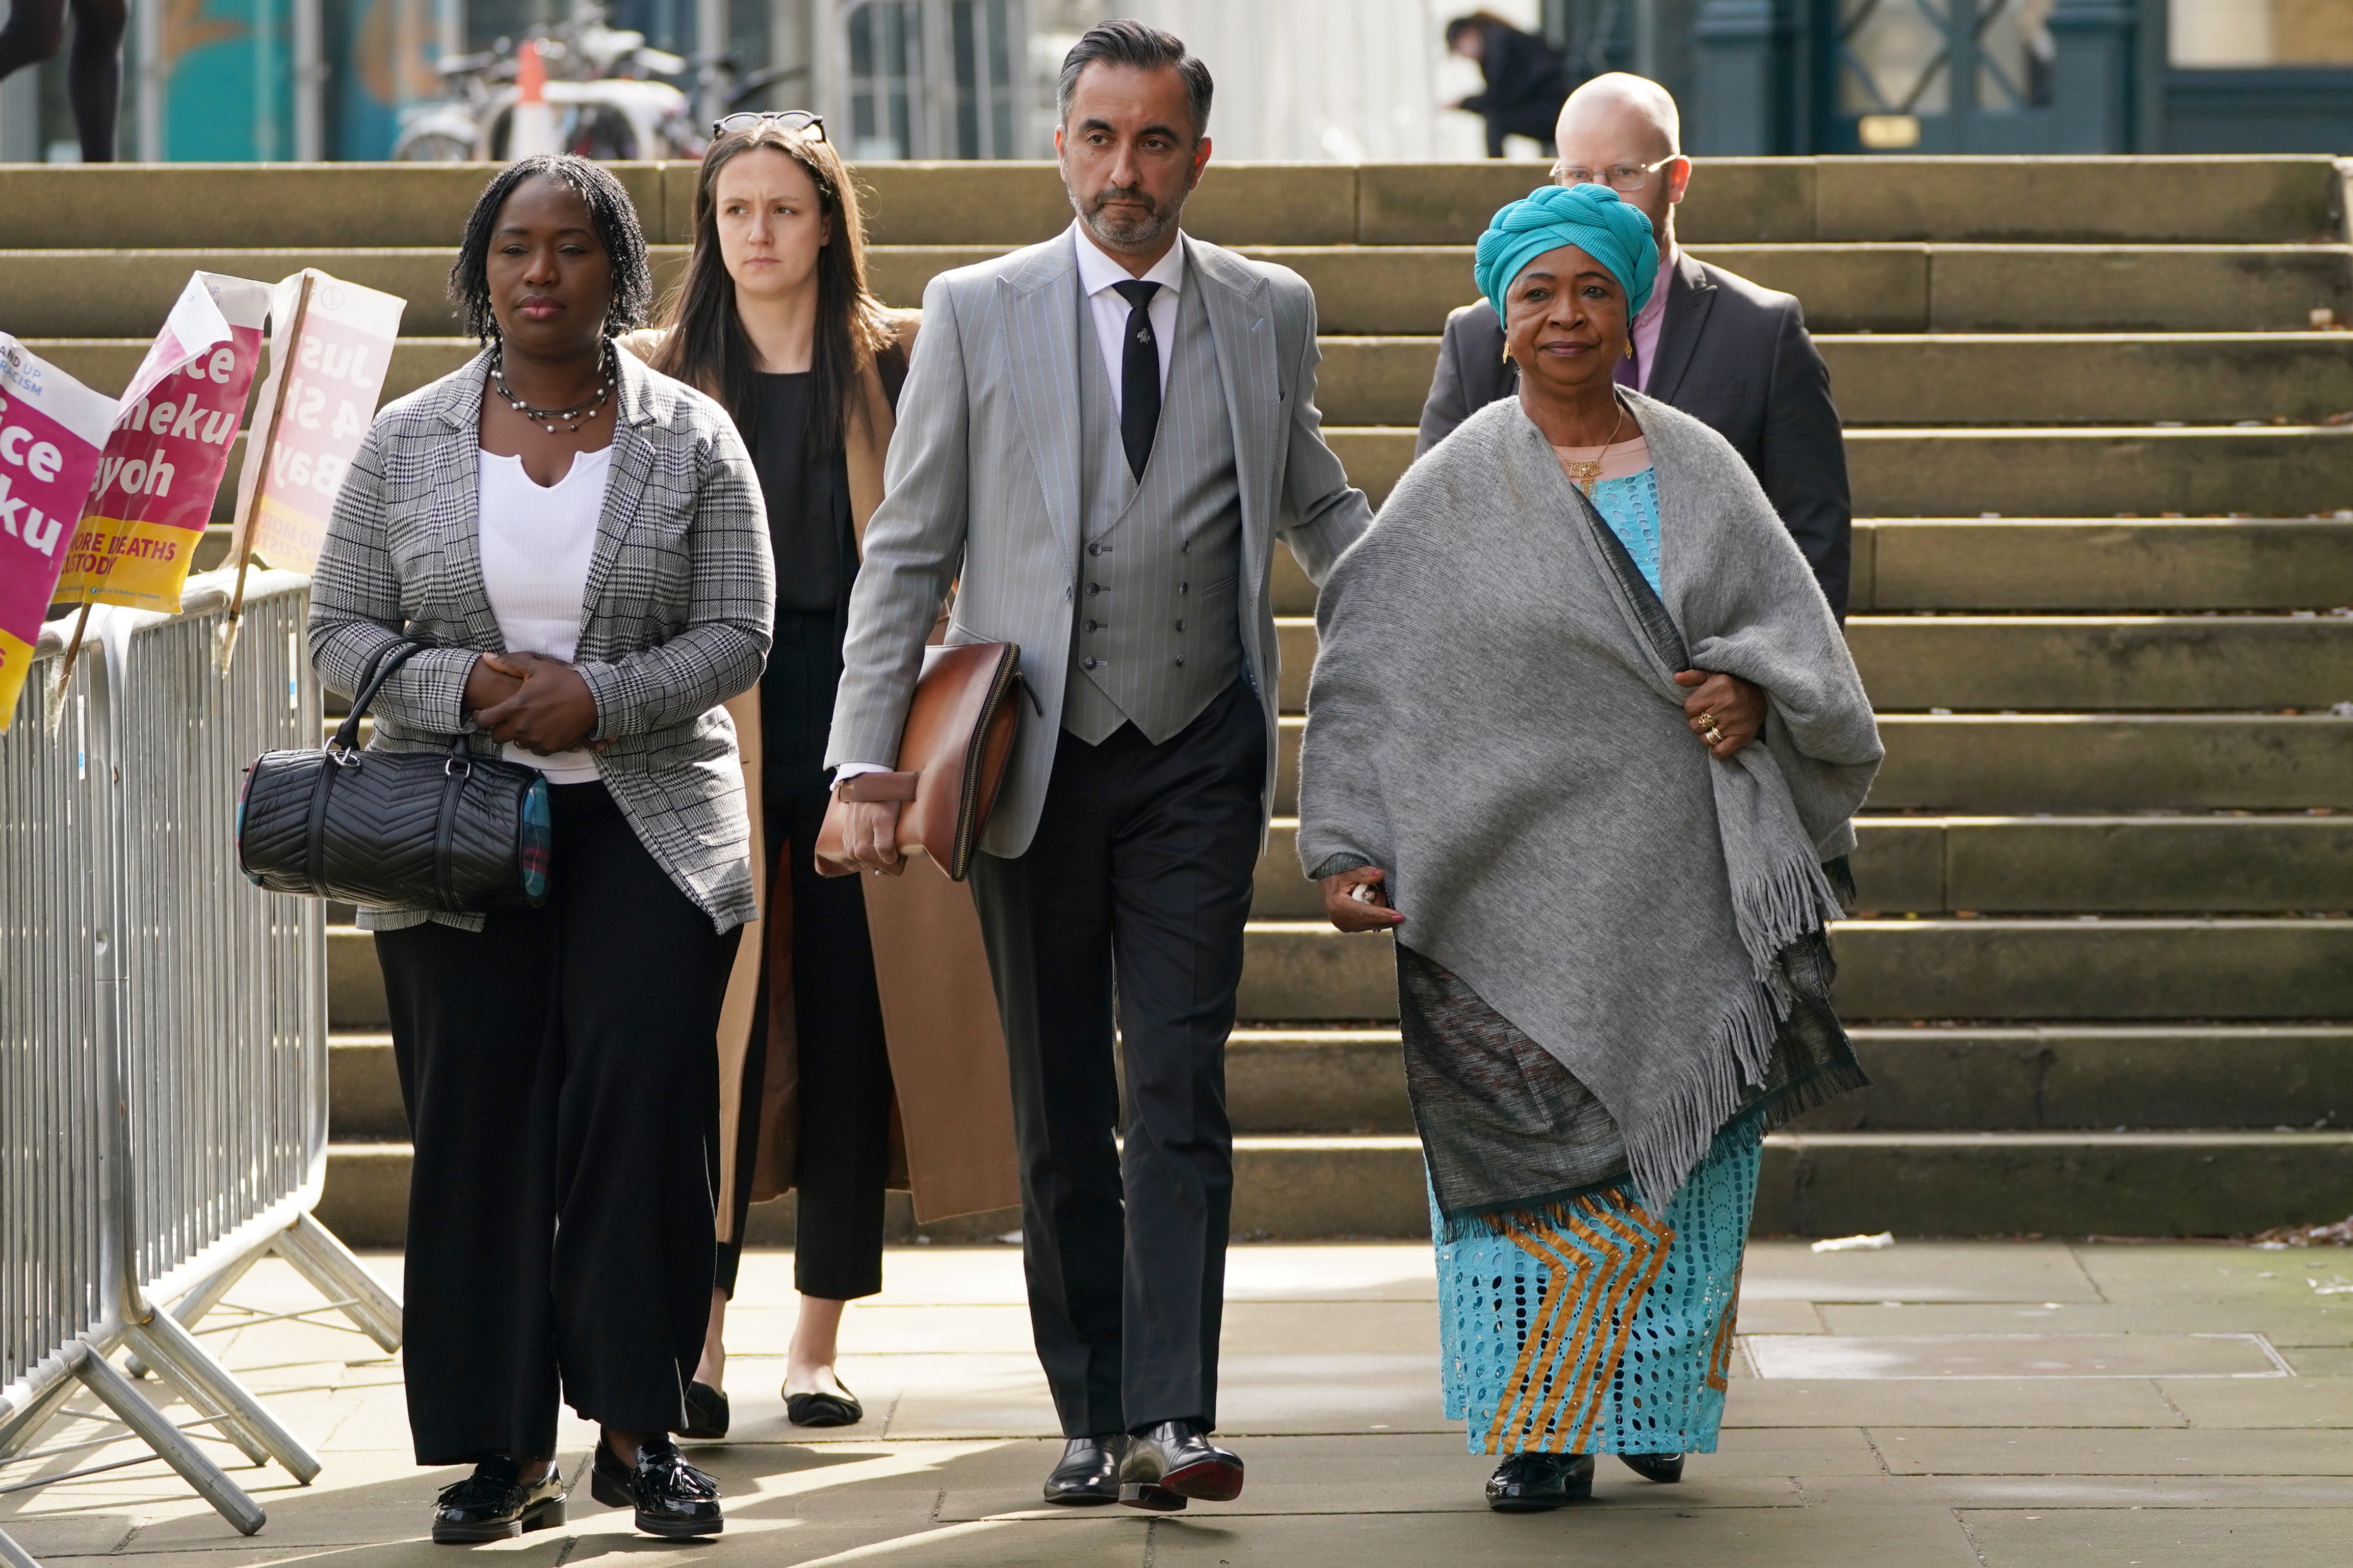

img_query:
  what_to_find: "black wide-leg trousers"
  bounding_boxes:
[968,679,1266,1437]
[375,781,741,1465]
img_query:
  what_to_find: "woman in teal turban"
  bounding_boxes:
[1295,182,1878,1511]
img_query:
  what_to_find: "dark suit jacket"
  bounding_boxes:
[1416,250,1853,618]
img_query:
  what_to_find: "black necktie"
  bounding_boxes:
[1112,278,1162,480]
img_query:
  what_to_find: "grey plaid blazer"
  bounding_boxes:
[307,348,773,933]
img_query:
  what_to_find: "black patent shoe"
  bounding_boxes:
[681,1381,729,1441]
[1485,1452,1596,1512]
[589,1437,723,1537]
[431,1456,565,1544]
[1619,1451,1685,1483]
[1042,1434,1127,1505]
[1118,1419,1244,1511]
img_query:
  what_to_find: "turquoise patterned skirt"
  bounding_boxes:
[1432,1117,1762,1455]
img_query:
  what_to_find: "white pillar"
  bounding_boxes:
[294,0,324,160]
[135,0,165,161]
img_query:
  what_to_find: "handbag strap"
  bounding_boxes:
[327,639,427,756]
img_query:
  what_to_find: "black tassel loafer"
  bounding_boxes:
[431,1456,565,1544]
[590,1437,723,1537]
[1118,1420,1244,1512]
[1620,1451,1685,1483]
[1485,1452,1596,1512]
[681,1381,730,1441]
[1042,1434,1127,1505]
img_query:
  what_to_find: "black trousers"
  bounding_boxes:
[376,782,741,1465]
[715,609,896,1302]
[969,679,1266,1437]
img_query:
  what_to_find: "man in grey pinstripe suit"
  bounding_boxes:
[828,21,1371,1511]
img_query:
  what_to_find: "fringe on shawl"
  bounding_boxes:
[1621,847,1852,1214]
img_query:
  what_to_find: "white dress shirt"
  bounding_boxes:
[1073,220,1184,419]
[834,225,1188,794]
[476,445,611,783]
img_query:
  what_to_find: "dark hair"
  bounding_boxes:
[448,154,653,343]
[1056,19,1213,142]
[650,122,897,466]
[1445,12,1511,46]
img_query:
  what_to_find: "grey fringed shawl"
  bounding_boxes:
[1295,391,1883,1212]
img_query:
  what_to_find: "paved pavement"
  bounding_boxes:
[5,1240,2349,1567]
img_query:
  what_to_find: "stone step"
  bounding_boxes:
[15,240,2349,342]
[3,156,2338,251]
[1232,918,2353,1024]
[1315,333,2353,428]
[1269,521,2353,617]
[1852,519,2353,613]
[325,1018,2353,1143]
[1224,1024,2353,1135]
[1256,815,2353,920]
[1325,424,2353,514]
[311,1128,2353,1243]
[1271,614,2353,712]
[45,325,2353,435]
[1273,714,2353,816]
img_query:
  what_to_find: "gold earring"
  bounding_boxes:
[1501,342,1514,364]
[1623,339,1634,359]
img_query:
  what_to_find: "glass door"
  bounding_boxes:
[842,0,1023,158]
[1819,0,2058,151]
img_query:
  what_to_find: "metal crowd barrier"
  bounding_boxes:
[1,570,402,1553]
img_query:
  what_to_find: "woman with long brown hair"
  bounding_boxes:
[624,112,1017,1440]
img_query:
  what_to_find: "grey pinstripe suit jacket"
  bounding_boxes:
[307,349,774,933]
[827,225,1373,858]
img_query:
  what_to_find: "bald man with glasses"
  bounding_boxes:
[1417,73,1852,620]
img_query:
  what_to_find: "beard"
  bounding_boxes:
[1074,179,1185,250]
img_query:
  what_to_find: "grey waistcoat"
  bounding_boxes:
[1062,269,1245,746]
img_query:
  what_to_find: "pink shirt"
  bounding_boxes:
[1630,244,1674,393]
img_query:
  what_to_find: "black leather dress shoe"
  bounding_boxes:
[1118,1420,1244,1511]
[681,1381,729,1441]
[785,1386,862,1427]
[1619,1451,1684,1483]
[1485,1452,1596,1512]
[589,1437,723,1537]
[1042,1435,1127,1505]
[431,1456,565,1543]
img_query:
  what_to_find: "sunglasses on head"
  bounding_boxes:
[712,110,826,141]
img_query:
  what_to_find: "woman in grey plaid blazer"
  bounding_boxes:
[306,156,772,1543]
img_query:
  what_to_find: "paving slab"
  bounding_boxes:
[1739,1241,2105,1303]
[1745,1333,2285,1380]
[1869,1427,2353,1475]
[1721,1378,2185,1429]
[1960,1507,2353,1568]
[2152,1378,2353,1429]
[1816,1301,2353,1346]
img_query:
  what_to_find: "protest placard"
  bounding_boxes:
[54,272,272,613]
[226,270,406,577]
[0,337,116,732]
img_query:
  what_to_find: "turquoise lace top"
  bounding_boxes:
[1587,466,1662,593]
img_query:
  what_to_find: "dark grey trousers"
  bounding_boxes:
[969,678,1266,1437]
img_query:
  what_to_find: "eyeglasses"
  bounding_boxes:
[1552,154,1683,193]
[712,110,826,141]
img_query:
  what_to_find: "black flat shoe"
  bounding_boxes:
[1118,1419,1244,1511]
[431,1457,565,1544]
[1485,1452,1596,1512]
[1043,1434,1127,1505]
[1619,1451,1684,1483]
[785,1385,862,1427]
[589,1437,723,1537]
[681,1380,729,1441]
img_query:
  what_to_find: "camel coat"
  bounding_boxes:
[621,316,1019,1230]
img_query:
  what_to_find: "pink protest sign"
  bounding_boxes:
[56,273,273,613]
[226,270,406,578]
[0,336,116,731]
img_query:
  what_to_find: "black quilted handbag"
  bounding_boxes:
[237,640,553,911]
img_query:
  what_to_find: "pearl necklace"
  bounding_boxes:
[491,344,615,433]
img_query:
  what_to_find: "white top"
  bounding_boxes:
[1074,221,1183,417]
[476,445,612,784]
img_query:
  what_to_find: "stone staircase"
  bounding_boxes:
[9,155,2351,1242]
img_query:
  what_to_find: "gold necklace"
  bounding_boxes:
[1559,397,1629,496]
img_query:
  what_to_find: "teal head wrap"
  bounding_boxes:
[1474,182,1659,327]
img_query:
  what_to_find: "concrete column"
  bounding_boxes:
[0,64,37,163]
[294,0,324,161]
[134,0,164,161]
[2049,0,2136,151]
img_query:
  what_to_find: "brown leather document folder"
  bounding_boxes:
[815,642,1025,882]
